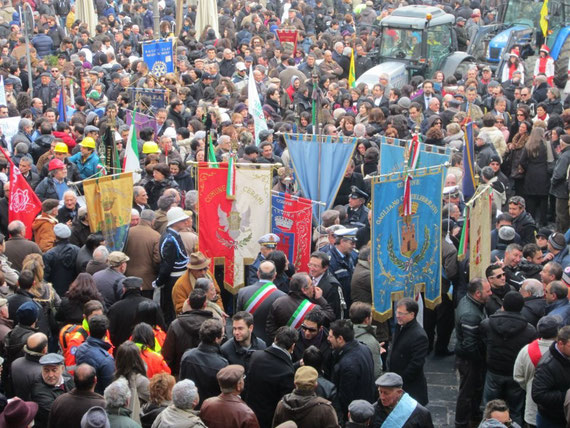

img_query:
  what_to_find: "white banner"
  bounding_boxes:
[233,167,272,287]
[248,66,268,146]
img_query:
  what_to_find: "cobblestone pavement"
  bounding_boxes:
[426,352,459,427]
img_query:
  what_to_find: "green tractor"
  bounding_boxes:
[356,5,476,88]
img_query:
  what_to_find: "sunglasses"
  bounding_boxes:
[491,272,505,278]
[301,324,318,333]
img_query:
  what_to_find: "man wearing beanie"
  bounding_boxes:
[42,223,79,296]
[546,232,570,268]
[272,365,338,427]
[80,406,110,428]
[514,315,560,427]
[480,291,536,425]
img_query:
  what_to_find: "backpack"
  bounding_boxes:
[59,324,88,354]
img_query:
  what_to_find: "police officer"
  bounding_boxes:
[325,228,358,310]
[344,186,370,228]
[246,233,280,286]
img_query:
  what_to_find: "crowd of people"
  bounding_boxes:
[0,0,569,426]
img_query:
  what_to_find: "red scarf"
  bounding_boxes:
[509,63,517,80]
[538,56,549,74]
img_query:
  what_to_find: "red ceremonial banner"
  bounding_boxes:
[0,146,41,239]
[271,192,313,272]
[276,29,299,56]
[197,163,235,289]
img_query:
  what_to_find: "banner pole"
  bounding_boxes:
[270,190,327,206]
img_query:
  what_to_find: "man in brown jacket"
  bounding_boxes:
[273,365,339,428]
[200,364,260,428]
[124,209,161,299]
[4,220,42,272]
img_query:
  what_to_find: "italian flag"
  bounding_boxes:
[244,282,278,313]
[287,299,317,329]
[403,134,421,217]
[123,109,141,183]
[226,154,236,199]
[208,133,219,167]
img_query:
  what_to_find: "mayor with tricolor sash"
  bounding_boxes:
[265,272,335,343]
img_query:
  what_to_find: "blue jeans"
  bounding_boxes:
[483,371,525,426]
[536,412,565,428]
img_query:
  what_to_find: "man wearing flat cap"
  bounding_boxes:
[200,364,259,427]
[344,186,369,229]
[273,365,338,427]
[246,233,280,286]
[30,353,74,427]
[92,251,129,309]
[347,399,375,427]
[107,276,150,347]
[372,372,434,427]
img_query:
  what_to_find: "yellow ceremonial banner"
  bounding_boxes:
[83,172,133,251]
[540,0,549,38]
[469,186,493,280]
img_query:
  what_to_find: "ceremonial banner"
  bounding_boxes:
[468,186,493,279]
[142,40,174,76]
[371,166,444,321]
[127,88,166,109]
[198,164,272,292]
[271,192,313,271]
[285,133,356,219]
[379,143,449,175]
[379,136,452,155]
[0,77,6,106]
[248,66,268,146]
[124,110,141,184]
[276,29,298,56]
[0,146,41,240]
[83,172,133,252]
[125,110,158,139]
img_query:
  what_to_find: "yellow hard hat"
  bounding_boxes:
[80,137,96,149]
[54,142,69,153]
[142,141,160,154]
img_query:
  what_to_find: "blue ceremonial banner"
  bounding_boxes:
[371,166,444,321]
[379,144,449,175]
[379,136,451,155]
[462,121,476,199]
[142,40,174,76]
[285,133,356,219]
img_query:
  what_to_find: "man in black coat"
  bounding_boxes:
[43,224,79,297]
[480,291,536,426]
[334,160,366,206]
[30,353,74,428]
[162,289,214,376]
[508,196,538,246]
[532,325,570,427]
[291,308,333,378]
[485,264,516,316]
[372,372,434,427]
[180,319,228,408]
[106,276,150,348]
[328,319,375,421]
[387,298,429,406]
[520,278,547,326]
[308,252,344,319]
[244,326,298,428]
[220,311,266,370]
[237,260,285,342]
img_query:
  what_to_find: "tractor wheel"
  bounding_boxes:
[554,36,570,89]
[454,60,475,79]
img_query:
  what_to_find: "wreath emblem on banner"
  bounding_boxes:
[152,61,167,76]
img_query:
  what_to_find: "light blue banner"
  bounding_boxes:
[371,166,444,320]
[379,144,450,175]
[142,40,174,76]
[285,133,356,219]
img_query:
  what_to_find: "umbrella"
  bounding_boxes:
[195,0,219,38]
[76,0,97,37]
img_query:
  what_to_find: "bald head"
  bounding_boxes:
[258,260,277,281]
[74,363,97,391]
[27,332,48,354]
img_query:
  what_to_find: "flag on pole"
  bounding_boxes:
[248,66,268,146]
[0,77,6,106]
[226,154,236,199]
[208,134,219,168]
[540,0,549,37]
[57,86,66,123]
[0,146,41,240]
[123,109,141,183]
[311,79,318,133]
[462,122,476,199]
[348,48,356,88]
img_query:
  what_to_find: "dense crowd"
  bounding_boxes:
[0,0,569,427]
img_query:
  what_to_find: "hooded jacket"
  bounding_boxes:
[43,239,79,296]
[480,310,536,376]
[273,389,338,428]
[32,213,57,252]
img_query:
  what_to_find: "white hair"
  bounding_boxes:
[522,279,544,297]
[172,379,199,410]
[93,245,109,263]
[104,377,131,408]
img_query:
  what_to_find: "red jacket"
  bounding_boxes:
[53,131,77,150]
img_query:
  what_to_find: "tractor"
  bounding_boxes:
[468,0,570,88]
[356,5,476,89]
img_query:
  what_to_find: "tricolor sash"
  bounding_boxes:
[382,392,418,428]
[287,299,317,329]
[244,282,278,313]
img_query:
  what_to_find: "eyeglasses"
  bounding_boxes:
[51,69,59,73]
[396,311,411,316]
[516,113,525,117]
[301,324,318,333]
[490,272,505,278]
